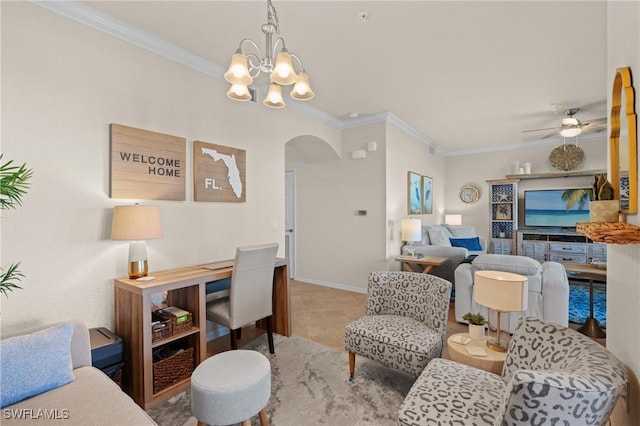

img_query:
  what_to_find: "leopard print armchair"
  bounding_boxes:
[398,316,627,426]
[344,271,452,378]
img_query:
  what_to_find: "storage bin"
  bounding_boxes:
[152,309,193,339]
[152,346,195,393]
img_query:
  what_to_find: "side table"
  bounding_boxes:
[446,333,506,375]
[396,255,447,274]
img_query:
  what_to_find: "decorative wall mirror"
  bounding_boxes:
[610,67,638,214]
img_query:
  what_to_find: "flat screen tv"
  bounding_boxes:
[524,188,592,228]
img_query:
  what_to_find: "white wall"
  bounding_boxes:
[606,1,640,422]
[444,138,607,240]
[287,122,387,292]
[0,2,339,335]
[386,123,445,260]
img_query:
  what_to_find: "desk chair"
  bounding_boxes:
[206,243,279,353]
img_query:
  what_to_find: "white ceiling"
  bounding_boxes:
[79,1,609,154]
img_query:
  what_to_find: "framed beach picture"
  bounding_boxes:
[422,175,433,214]
[407,171,422,214]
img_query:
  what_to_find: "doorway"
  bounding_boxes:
[285,170,295,279]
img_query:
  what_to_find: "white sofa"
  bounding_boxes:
[454,254,569,333]
[1,321,156,426]
[402,224,486,285]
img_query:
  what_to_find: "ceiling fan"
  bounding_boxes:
[522,107,607,139]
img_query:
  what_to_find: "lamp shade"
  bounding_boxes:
[474,270,528,312]
[224,51,253,85]
[560,126,582,137]
[290,72,315,100]
[445,214,462,226]
[263,83,286,108]
[227,83,252,101]
[270,50,297,86]
[111,205,162,241]
[401,218,422,242]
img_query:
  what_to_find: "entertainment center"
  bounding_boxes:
[487,170,608,265]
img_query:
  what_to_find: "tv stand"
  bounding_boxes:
[517,230,606,265]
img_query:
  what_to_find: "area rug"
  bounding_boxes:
[569,280,606,327]
[147,334,414,426]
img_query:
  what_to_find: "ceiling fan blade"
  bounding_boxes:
[580,124,607,134]
[522,127,559,134]
[583,117,607,125]
[542,129,562,139]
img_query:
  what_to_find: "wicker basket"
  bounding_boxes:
[576,221,640,244]
[153,346,195,393]
[151,309,194,342]
[151,312,173,343]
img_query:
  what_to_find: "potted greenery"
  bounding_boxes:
[0,155,33,298]
[498,224,506,238]
[462,312,486,340]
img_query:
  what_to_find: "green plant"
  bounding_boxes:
[462,312,486,325]
[1,154,33,298]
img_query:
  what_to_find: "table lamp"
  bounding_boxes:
[111,205,162,279]
[445,214,462,226]
[473,270,528,352]
[401,218,422,256]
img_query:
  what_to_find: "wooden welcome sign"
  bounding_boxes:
[110,124,186,200]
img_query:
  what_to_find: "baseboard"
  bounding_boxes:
[293,276,367,294]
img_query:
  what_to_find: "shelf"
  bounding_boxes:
[151,326,200,348]
[576,222,640,244]
[505,169,606,180]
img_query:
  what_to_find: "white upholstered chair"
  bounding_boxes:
[206,243,278,353]
[345,271,452,378]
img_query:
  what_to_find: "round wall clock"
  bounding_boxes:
[459,185,480,204]
[549,143,585,171]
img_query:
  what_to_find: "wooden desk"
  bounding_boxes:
[564,263,606,338]
[114,259,289,410]
[396,255,447,274]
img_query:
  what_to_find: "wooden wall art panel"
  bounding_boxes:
[110,124,186,201]
[193,140,246,202]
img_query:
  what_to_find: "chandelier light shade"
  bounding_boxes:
[264,83,286,108]
[111,204,163,279]
[224,0,314,108]
[227,83,252,102]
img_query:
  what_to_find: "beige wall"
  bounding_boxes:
[286,122,388,292]
[0,2,339,335]
[606,1,640,422]
[386,123,445,261]
[444,137,607,241]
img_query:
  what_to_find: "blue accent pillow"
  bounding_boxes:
[449,237,482,251]
[0,322,75,408]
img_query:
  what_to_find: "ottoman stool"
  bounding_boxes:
[191,350,271,426]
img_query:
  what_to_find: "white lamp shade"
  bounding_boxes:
[227,83,252,101]
[401,218,422,242]
[224,52,253,86]
[474,270,528,312]
[445,214,462,226]
[263,83,286,108]
[290,72,315,100]
[111,205,162,241]
[270,50,297,86]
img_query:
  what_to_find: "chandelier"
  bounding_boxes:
[224,0,314,108]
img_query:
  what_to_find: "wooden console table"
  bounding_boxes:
[396,255,447,274]
[114,259,290,410]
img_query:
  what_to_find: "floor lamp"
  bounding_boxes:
[473,270,528,352]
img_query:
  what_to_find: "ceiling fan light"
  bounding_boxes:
[271,50,297,86]
[263,83,286,108]
[290,72,315,100]
[562,117,579,126]
[224,51,253,85]
[227,83,252,101]
[560,126,582,138]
